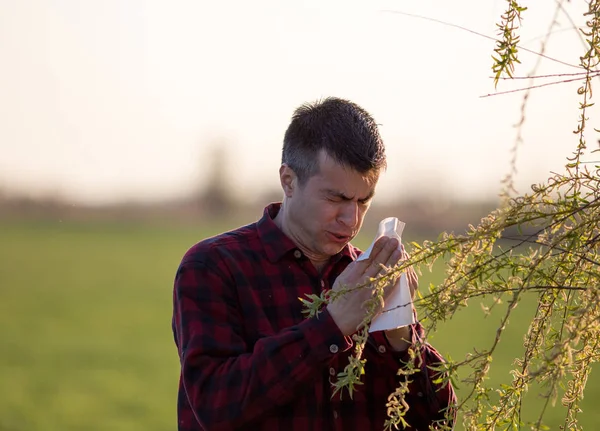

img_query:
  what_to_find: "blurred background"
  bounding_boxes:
[1,0,599,430]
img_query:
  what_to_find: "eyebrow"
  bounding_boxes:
[325,188,375,202]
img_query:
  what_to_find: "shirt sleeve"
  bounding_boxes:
[365,324,457,428]
[172,254,352,431]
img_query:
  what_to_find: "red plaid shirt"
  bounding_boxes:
[172,203,456,431]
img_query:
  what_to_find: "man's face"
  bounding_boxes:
[285,151,378,258]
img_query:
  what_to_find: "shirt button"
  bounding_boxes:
[293,250,302,259]
[333,410,339,419]
[417,391,424,397]
[329,367,336,376]
[378,345,387,354]
[321,280,325,288]
[329,344,339,354]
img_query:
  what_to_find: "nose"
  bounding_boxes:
[338,201,359,229]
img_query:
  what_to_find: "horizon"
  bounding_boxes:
[1,0,597,206]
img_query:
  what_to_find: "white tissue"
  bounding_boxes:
[356,217,416,332]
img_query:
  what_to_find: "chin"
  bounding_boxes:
[323,242,347,256]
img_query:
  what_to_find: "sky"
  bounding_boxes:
[0,0,597,205]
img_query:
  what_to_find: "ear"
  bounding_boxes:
[279,164,296,198]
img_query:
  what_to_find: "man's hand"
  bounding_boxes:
[327,236,403,336]
[385,249,419,351]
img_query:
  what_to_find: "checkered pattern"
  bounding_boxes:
[172,203,456,430]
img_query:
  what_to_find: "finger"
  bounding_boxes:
[355,236,390,270]
[365,246,403,306]
[384,247,403,271]
[370,236,391,257]
[401,248,410,261]
[406,266,419,298]
[363,260,385,280]
[364,238,399,278]
[371,236,399,263]
[380,247,404,299]
[407,266,418,283]
[394,245,418,299]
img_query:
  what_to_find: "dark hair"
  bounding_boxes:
[281,97,386,184]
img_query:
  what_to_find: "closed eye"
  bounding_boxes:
[323,189,374,204]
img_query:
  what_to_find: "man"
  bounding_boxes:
[172,97,456,430]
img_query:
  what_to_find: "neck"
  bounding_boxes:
[273,203,330,271]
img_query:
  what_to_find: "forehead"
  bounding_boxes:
[309,152,379,195]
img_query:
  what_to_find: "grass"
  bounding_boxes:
[0,220,598,430]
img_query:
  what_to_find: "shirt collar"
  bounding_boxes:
[257,202,357,264]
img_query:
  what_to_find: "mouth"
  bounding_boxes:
[327,231,352,243]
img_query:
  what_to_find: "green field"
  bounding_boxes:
[0,221,598,430]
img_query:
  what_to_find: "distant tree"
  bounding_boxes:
[305,3,600,430]
[197,141,236,217]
